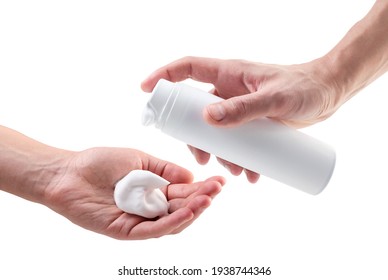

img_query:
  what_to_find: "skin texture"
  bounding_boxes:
[141,0,388,183]
[0,125,225,240]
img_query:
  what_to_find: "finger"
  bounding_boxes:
[204,92,273,127]
[141,56,223,92]
[204,176,227,187]
[167,182,200,200]
[143,153,194,184]
[217,157,243,176]
[170,194,212,213]
[170,195,212,235]
[188,145,211,165]
[244,169,260,183]
[217,158,259,183]
[165,179,224,236]
[168,179,223,204]
[209,87,220,96]
[127,208,194,240]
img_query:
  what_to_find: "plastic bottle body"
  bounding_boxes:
[143,79,336,195]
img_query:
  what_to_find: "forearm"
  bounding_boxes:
[321,0,388,103]
[0,125,70,204]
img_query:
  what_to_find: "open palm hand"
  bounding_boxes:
[44,147,224,240]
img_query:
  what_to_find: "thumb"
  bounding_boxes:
[203,93,271,127]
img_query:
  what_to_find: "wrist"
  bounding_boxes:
[0,126,74,205]
[29,148,74,206]
[317,0,388,104]
[307,55,347,110]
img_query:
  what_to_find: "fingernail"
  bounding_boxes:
[207,104,226,121]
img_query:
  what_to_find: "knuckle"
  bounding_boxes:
[230,98,250,118]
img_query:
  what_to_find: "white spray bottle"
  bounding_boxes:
[142,79,336,195]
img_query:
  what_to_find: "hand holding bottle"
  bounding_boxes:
[141,58,340,183]
[141,2,388,183]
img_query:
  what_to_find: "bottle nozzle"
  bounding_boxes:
[141,104,156,126]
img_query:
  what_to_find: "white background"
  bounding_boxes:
[1,0,387,279]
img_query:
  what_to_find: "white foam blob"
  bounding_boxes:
[114,170,170,218]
